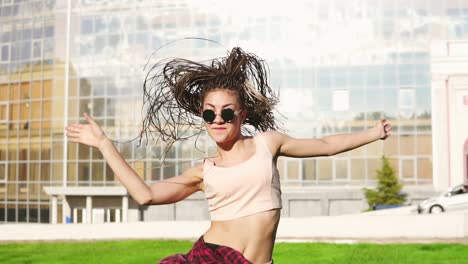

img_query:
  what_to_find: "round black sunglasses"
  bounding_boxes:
[202,109,240,123]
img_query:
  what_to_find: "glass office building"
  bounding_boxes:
[1,0,467,222]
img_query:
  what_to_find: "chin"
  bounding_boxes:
[208,130,234,144]
[208,132,228,143]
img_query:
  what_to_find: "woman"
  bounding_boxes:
[66,47,391,264]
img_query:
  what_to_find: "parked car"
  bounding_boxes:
[417,184,468,214]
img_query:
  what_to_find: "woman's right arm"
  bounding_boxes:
[65,113,203,205]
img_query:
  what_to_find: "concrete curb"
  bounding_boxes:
[1,209,467,242]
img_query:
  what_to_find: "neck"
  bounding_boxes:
[216,133,245,159]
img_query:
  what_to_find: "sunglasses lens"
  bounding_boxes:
[221,109,235,122]
[202,109,216,122]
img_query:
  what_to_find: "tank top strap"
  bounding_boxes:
[202,158,214,175]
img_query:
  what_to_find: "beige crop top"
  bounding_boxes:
[202,133,282,221]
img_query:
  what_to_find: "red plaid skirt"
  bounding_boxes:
[158,236,252,264]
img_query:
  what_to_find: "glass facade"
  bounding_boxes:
[1,0,467,222]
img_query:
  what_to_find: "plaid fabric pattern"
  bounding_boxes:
[158,236,252,264]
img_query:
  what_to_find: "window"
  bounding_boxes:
[20,41,31,60]
[0,103,8,122]
[317,158,332,181]
[81,18,93,34]
[1,44,9,62]
[367,158,380,180]
[399,88,415,119]
[417,158,432,181]
[32,40,42,59]
[1,5,11,16]
[94,17,106,33]
[332,90,349,111]
[162,161,176,180]
[350,159,365,180]
[334,158,349,180]
[108,16,121,32]
[303,159,316,181]
[43,38,54,58]
[399,88,415,108]
[286,159,300,180]
[0,163,6,183]
[400,157,416,180]
[450,185,468,196]
[33,27,42,38]
[78,163,90,182]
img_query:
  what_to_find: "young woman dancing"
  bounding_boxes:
[66,47,391,264]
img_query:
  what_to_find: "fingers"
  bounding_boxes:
[65,113,106,148]
[65,113,97,145]
[383,122,391,131]
[66,113,95,127]
[83,112,97,125]
[379,118,392,139]
[386,124,392,133]
[379,119,391,130]
[66,131,81,138]
[65,129,81,143]
[65,124,83,132]
[65,123,85,141]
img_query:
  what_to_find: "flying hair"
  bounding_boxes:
[140,46,282,158]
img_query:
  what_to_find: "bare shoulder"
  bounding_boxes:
[181,162,204,179]
[257,131,286,157]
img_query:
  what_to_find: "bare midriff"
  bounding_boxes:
[203,209,281,264]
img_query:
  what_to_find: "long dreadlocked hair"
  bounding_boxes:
[140,47,282,156]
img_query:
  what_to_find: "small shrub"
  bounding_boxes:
[363,155,406,210]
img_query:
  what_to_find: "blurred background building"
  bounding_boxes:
[0,0,467,223]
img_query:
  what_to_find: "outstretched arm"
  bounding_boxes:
[65,113,203,205]
[265,119,391,158]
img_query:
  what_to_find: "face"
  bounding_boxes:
[202,89,246,144]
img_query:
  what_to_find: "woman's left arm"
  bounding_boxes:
[265,119,392,158]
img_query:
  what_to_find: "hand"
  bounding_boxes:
[374,118,392,140]
[65,113,108,149]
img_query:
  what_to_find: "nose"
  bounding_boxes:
[212,112,225,124]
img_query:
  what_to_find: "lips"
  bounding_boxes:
[212,127,226,130]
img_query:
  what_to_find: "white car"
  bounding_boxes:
[417,184,468,214]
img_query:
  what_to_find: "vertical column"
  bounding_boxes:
[73,207,78,224]
[465,143,468,182]
[82,209,86,223]
[62,196,71,223]
[115,209,121,223]
[51,195,58,224]
[321,196,330,216]
[86,196,92,224]
[62,0,72,189]
[122,196,128,223]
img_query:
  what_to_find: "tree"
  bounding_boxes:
[363,156,406,210]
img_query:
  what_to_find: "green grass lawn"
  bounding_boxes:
[1,240,468,264]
